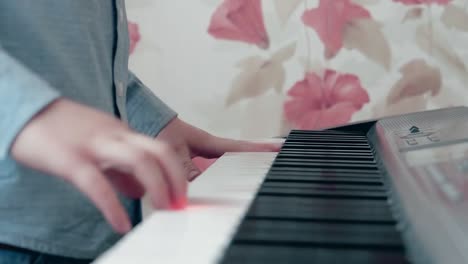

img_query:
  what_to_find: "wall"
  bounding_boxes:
[125,0,468,140]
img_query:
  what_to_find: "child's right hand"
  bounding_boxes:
[10,98,187,234]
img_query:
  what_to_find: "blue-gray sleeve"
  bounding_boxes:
[0,47,61,160]
[126,72,177,137]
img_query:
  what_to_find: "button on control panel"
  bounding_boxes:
[428,135,440,142]
[406,138,418,146]
[395,126,442,150]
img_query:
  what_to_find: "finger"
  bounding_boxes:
[105,169,145,199]
[133,159,171,210]
[127,135,188,209]
[93,140,171,209]
[67,162,131,234]
[194,137,283,159]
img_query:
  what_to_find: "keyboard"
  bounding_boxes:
[220,130,406,264]
[94,107,468,264]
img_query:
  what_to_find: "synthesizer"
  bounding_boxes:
[94,106,468,264]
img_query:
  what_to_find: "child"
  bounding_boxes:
[0,1,279,263]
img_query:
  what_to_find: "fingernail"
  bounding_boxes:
[117,217,132,234]
[273,143,283,151]
[171,198,187,210]
[188,170,200,182]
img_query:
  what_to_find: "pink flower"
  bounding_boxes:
[208,0,269,49]
[392,0,451,5]
[128,21,141,54]
[302,0,371,58]
[284,70,370,130]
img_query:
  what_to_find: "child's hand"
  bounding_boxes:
[11,99,187,234]
[156,118,282,181]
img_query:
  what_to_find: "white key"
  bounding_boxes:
[93,147,281,264]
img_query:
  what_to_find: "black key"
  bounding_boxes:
[277,153,375,161]
[274,158,376,166]
[285,138,370,144]
[280,148,373,155]
[266,175,384,186]
[286,138,369,143]
[262,181,386,192]
[279,151,374,157]
[268,167,383,177]
[268,169,383,178]
[283,143,372,150]
[279,150,374,156]
[287,134,368,139]
[286,135,369,142]
[290,130,364,136]
[286,140,370,145]
[288,133,367,137]
[267,171,383,179]
[259,186,386,200]
[272,161,379,171]
[247,196,394,223]
[221,244,407,264]
[234,219,403,249]
[285,137,369,142]
[286,137,369,143]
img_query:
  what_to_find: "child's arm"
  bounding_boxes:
[2,47,188,234]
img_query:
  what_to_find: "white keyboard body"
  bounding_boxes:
[93,151,279,264]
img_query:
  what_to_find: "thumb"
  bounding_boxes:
[194,137,283,159]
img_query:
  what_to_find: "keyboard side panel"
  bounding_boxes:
[370,106,468,264]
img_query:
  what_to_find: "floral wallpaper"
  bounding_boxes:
[126,0,468,137]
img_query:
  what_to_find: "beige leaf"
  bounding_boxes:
[274,0,304,26]
[343,19,392,71]
[387,59,441,105]
[226,63,284,106]
[235,55,265,69]
[272,42,297,63]
[226,44,297,106]
[441,4,468,32]
[402,7,424,23]
[415,24,467,75]
[373,95,427,118]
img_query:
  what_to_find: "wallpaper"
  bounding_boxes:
[126,0,468,138]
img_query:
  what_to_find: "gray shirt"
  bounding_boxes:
[0,0,176,259]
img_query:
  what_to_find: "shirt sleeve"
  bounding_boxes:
[0,47,61,160]
[126,71,177,137]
